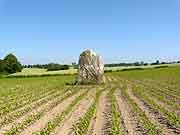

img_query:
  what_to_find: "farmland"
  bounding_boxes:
[0,66,179,135]
[7,63,179,78]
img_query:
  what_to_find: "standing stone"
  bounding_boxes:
[76,49,105,84]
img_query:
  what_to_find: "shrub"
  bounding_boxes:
[2,54,22,74]
[104,70,113,73]
[154,66,168,69]
[0,59,5,73]
[121,68,144,71]
[47,64,69,71]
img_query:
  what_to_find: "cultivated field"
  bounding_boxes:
[8,64,179,77]
[0,66,179,135]
[9,68,78,77]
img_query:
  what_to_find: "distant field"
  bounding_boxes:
[0,65,179,135]
[9,68,78,77]
[8,63,179,77]
[105,63,179,71]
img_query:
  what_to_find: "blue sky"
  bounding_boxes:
[0,0,180,64]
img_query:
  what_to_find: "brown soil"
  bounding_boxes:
[148,94,180,116]
[115,89,144,135]
[112,76,118,82]
[106,76,113,82]
[87,91,109,135]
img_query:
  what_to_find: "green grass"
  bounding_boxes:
[8,68,78,77]
[109,65,180,83]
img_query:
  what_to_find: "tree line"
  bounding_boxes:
[0,54,23,74]
[24,60,180,71]
[105,60,179,67]
[23,63,70,71]
[1,53,180,75]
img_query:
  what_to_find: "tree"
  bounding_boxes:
[0,59,5,73]
[3,54,22,73]
[47,63,69,71]
[134,62,141,66]
[144,63,149,66]
[140,61,144,66]
[156,60,160,65]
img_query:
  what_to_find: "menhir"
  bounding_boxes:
[76,49,105,84]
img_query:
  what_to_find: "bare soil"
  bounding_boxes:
[115,89,144,135]
[87,92,108,135]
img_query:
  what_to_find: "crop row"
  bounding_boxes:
[0,87,70,128]
[0,75,72,108]
[132,82,180,112]
[0,87,34,105]
[139,79,180,96]
[132,84,180,129]
[134,79,180,101]
[4,86,84,135]
[115,77,180,113]
[121,83,161,135]
[0,87,60,117]
[0,83,61,106]
[72,88,104,135]
[33,89,89,135]
[108,88,122,135]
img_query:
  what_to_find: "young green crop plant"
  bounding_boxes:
[72,89,103,135]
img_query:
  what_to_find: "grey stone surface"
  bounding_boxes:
[76,49,105,84]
